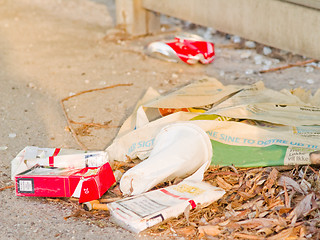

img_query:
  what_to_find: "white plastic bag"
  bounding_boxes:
[119,123,212,195]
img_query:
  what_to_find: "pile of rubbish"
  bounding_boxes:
[11,78,320,238]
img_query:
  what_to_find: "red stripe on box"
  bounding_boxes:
[160,189,190,201]
[189,200,196,209]
[53,148,61,156]
[49,148,61,167]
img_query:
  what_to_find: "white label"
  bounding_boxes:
[146,214,164,228]
[118,195,168,218]
[18,178,34,193]
[284,147,312,165]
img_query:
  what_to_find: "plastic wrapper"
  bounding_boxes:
[119,123,212,195]
[106,78,320,168]
[147,34,215,65]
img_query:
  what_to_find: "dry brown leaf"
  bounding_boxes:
[238,191,256,200]
[198,225,221,238]
[288,193,314,224]
[263,168,279,191]
[237,218,278,229]
[215,176,233,190]
[175,226,196,237]
[225,221,241,230]
[283,178,290,208]
[258,211,270,218]
[299,225,307,238]
[231,200,243,209]
[279,207,292,215]
[257,227,274,236]
[218,219,231,227]
[109,185,123,197]
[233,232,264,239]
[267,197,284,210]
[234,198,262,210]
[278,176,305,194]
[267,226,302,240]
[230,209,251,221]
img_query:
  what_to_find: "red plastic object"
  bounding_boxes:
[166,38,215,64]
[15,163,115,203]
[147,36,215,65]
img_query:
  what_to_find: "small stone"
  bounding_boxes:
[274,59,280,64]
[0,146,8,150]
[232,36,241,43]
[68,92,75,96]
[84,79,90,84]
[263,46,272,55]
[305,66,314,73]
[171,73,178,79]
[306,79,314,84]
[307,62,317,67]
[210,27,217,34]
[203,27,216,39]
[245,41,256,48]
[289,80,296,85]
[264,60,273,66]
[99,81,106,85]
[219,70,225,77]
[254,55,263,65]
[9,133,16,138]
[27,82,37,89]
[240,51,252,59]
[245,69,254,75]
[126,72,131,75]
[261,65,270,71]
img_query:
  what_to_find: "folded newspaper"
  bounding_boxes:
[105,78,320,167]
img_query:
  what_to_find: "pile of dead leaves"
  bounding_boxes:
[145,165,320,239]
[60,163,320,239]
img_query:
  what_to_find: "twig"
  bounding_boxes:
[215,43,241,49]
[204,171,239,181]
[61,83,133,102]
[308,166,320,177]
[0,185,14,191]
[60,83,133,150]
[283,179,290,208]
[259,59,317,73]
[69,120,119,129]
[60,100,88,150]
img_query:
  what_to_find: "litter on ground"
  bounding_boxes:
[8,77,320,239]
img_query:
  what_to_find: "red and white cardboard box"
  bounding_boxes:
[15,163,115,203]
